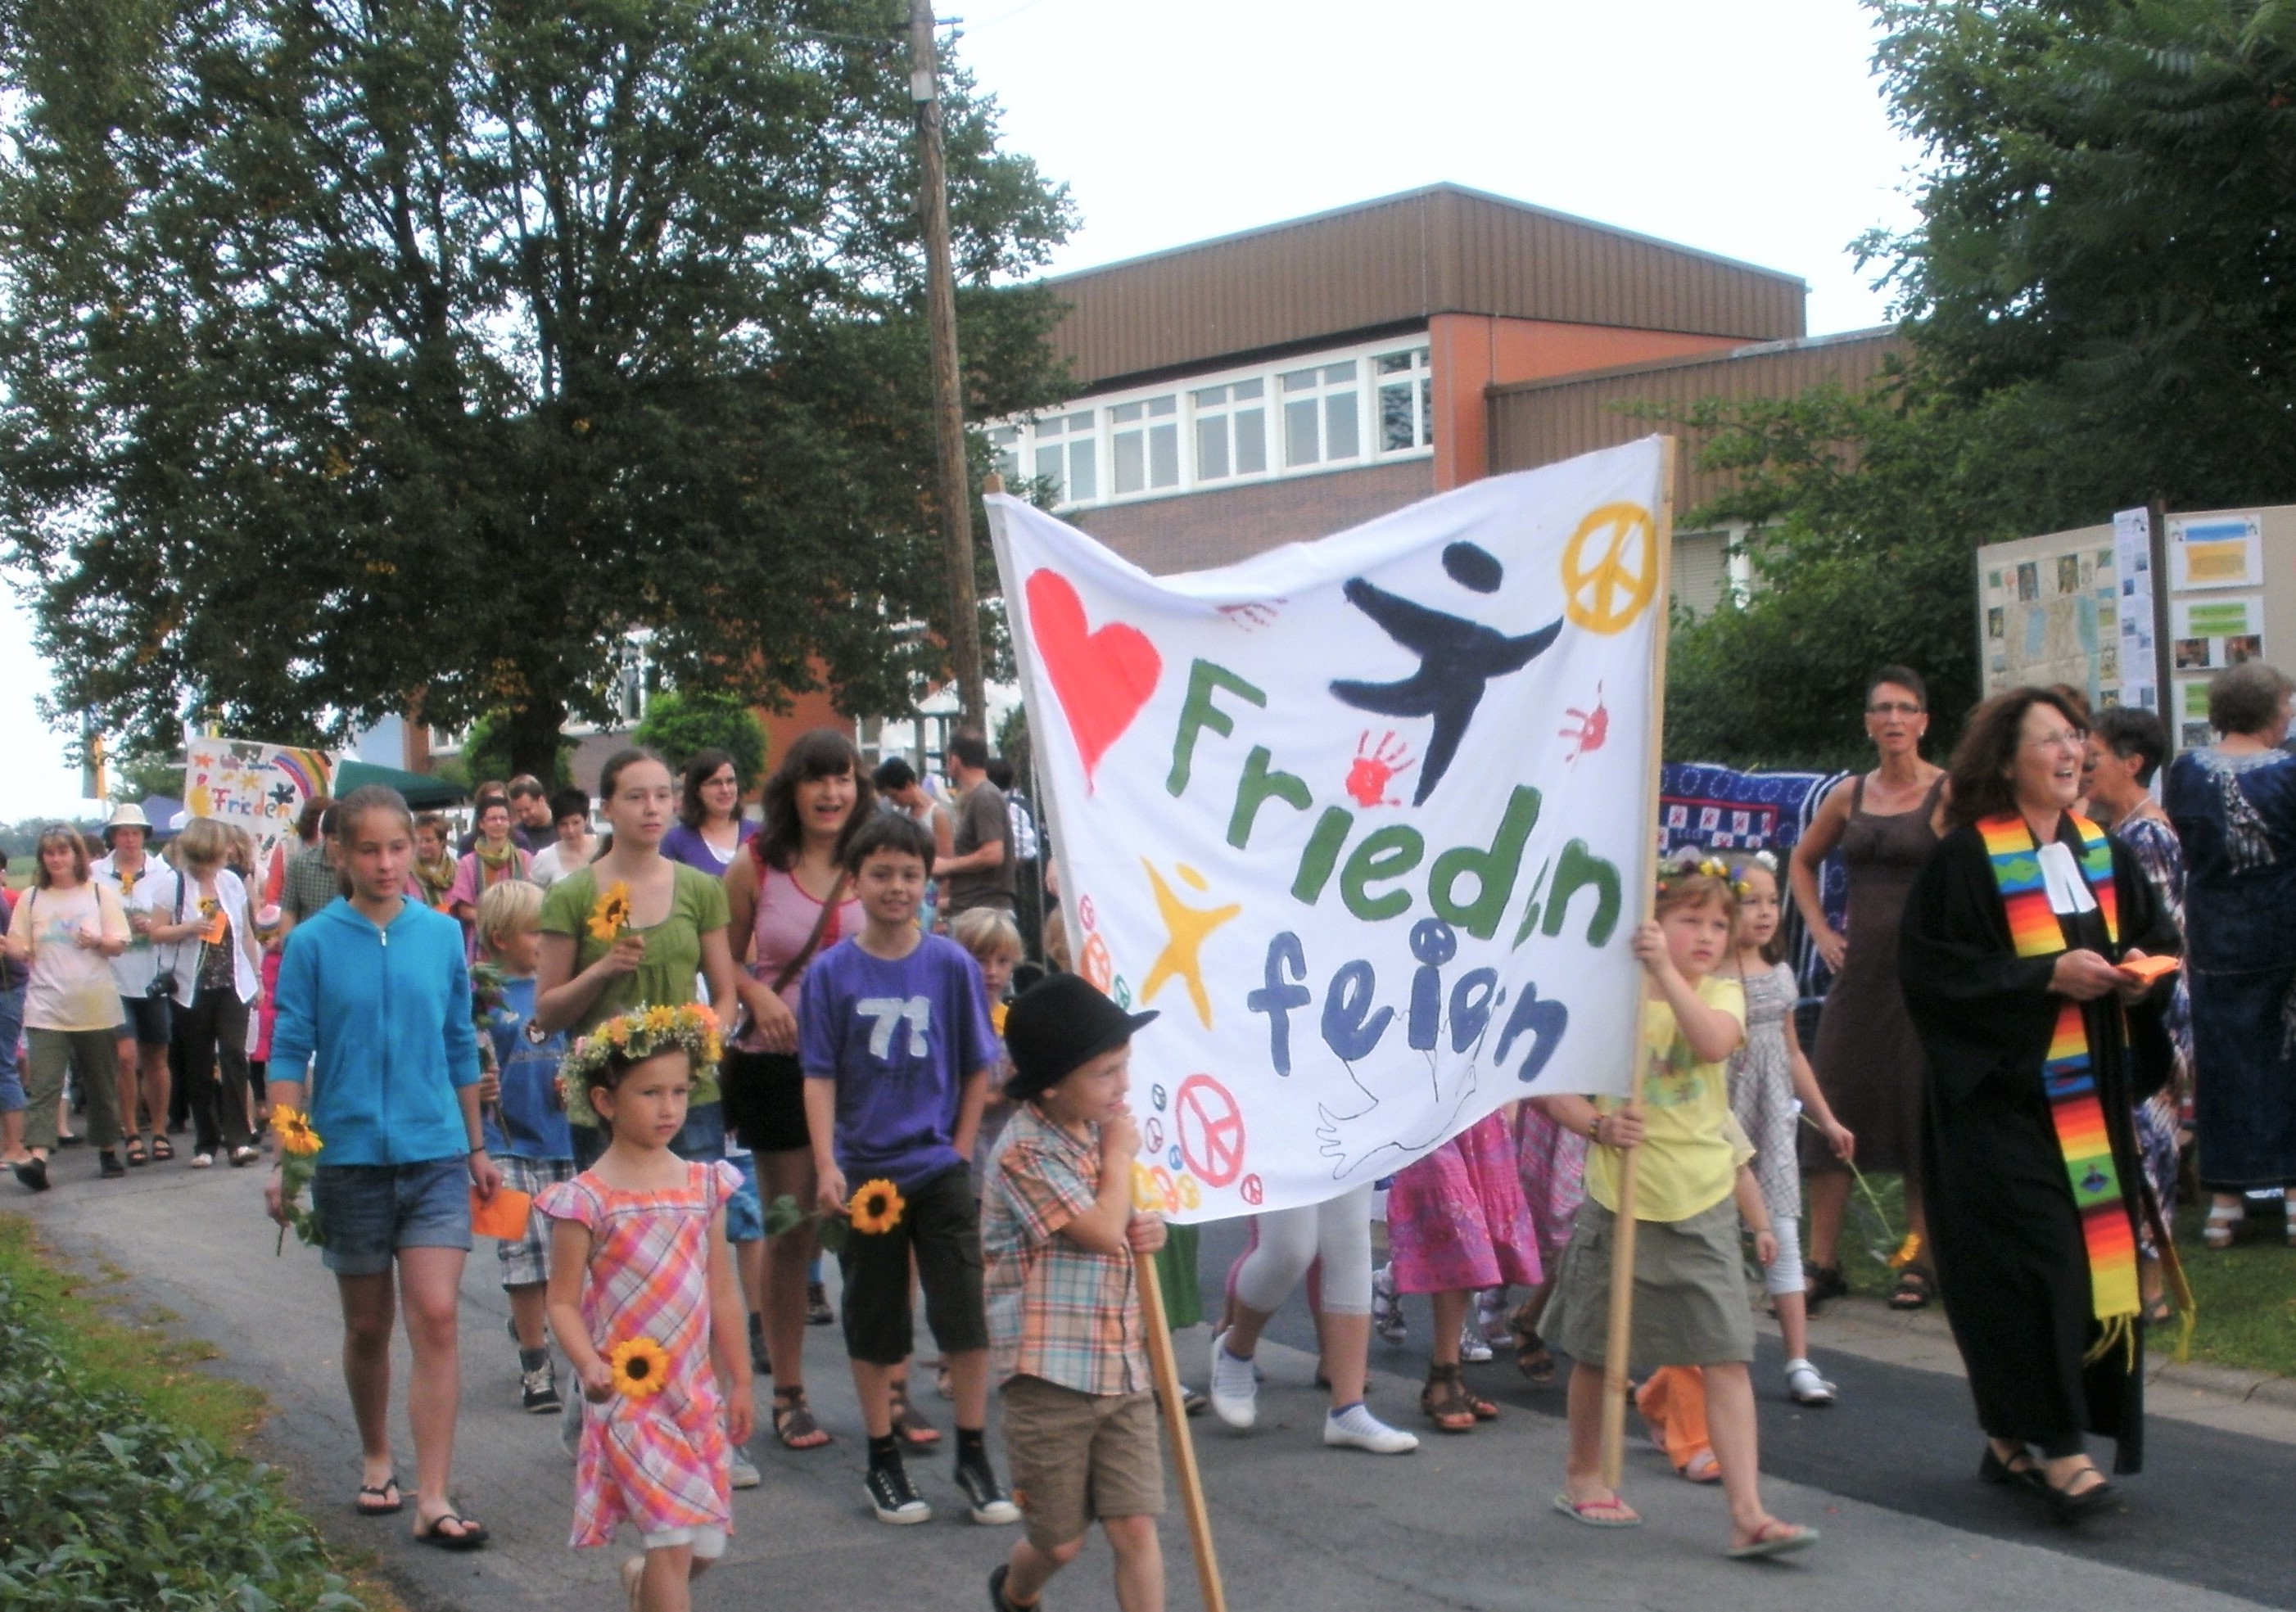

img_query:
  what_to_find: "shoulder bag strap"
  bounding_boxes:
[770,867,848,997]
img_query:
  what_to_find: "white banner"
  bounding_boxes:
[182,729,338,865]
[989,437,1669,1223]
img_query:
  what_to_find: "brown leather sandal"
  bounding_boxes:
[772,1386,832,1450]
[888,1384,940,1447]
[1421,1362,1478,1432]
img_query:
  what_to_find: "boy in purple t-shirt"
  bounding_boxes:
[801,811,1012,1530]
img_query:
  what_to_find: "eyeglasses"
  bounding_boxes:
[2021,729,2087,752]
[1867,702,1923,716]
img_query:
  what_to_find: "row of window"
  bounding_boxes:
[992,344,1435,508]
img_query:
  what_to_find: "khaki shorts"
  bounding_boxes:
[1542,1195,1756,1368]
[1001,1375,1164,1550]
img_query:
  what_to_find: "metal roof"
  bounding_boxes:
[1043,184,1809,393]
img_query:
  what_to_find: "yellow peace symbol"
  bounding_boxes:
[1561,503,1660,635]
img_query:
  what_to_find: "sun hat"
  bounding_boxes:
[1001,973,1158,1102]
[102,802,153,846]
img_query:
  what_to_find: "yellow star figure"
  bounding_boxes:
[1138,860,1240,1027]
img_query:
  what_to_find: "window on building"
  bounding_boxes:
[1672,531,1733,617]
[1191,378,1268,481]
[988,426,1021,484]
[1031,409,1098,503]
[1375,348,1434,452]
[1280,360,1361,468]
[1109,395,1179,495]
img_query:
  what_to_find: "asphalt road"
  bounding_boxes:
[15,1162,2293,1612]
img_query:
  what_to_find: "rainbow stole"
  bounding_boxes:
[1977,813,2140,1359]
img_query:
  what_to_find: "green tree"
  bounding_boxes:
[0,0,1073,778]
[106,747,183,807]
[1865,0,2296,511]
[434,711,574,793]
[634,688,767,786]
[1656,374,2077,770]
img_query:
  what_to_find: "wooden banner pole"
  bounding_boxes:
[1137,1249,1227,1612]
[1597,436,1678,1491]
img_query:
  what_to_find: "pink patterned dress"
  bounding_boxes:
[537,1161,738,1547]
[1514,1102,1589,1271]
[1385,1111,1541,1294]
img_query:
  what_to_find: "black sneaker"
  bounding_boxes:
[955,1455,1020,1525]
[988,1564,1032,1612]
[98,1150,127,1179]
[807,1281,834,1325]
[865,1458,932,1524]
[521,1364,563,1415]
[11,1157,49,1192]
[748,1313,771,1376]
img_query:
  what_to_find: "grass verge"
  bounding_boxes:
[0,1212,404,1610]
[1832,1170,2296,1379]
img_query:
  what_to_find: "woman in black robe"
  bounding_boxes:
[1899,688,2179,1519]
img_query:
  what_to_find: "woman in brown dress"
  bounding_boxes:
[1789,666,1949,1310]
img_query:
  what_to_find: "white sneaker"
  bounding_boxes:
[1208,1330,1258,1429]
[1476,1288,1512,1343]
[1323,1402,1418,1454]
[1784,1358,1837,1406]
[729,1448,762,1489]
[1458,1322,1494,1364]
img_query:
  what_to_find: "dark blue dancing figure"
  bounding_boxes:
[1331,541,1562,806]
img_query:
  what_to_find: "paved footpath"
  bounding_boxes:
[18,1159,2296,1612]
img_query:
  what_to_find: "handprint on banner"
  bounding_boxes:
[1344,731,1416,808]
[1218,600,1285,630]
[1561,684,1609,763]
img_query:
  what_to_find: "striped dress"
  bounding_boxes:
[539,1161,739,1547]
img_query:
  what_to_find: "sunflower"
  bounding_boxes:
[641,1005,680,1035]
[273,1106,323,1158]
[847,1178,906,1236]
[607,1336,671,1400]
[587,881,634,942]
[990,1000,1009,1036]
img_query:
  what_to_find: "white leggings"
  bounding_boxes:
[1232,1183,1375,1317]
[1764,1214,1806,1298]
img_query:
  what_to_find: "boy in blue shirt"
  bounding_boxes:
[802,811,1014,1529]
[473,882,572,1416]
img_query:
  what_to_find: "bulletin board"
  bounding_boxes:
[1977,502,2296,754]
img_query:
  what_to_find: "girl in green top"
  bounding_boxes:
[537,749,739,1110]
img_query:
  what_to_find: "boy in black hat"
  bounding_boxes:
[982,972,1168,1612]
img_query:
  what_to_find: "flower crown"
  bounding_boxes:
[1656,846,1771,900]
[556,1003,723,1129]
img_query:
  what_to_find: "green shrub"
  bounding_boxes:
[0,1275,363,1610]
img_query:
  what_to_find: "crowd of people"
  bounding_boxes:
[4,660,2293,1605]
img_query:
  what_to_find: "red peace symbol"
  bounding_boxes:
[1078,895,1097,930]
[1173,1074,1246,1189]
[1145,1118,1165,1153]
[1239,1174,1264,1207]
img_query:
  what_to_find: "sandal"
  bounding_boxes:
[150,1135,174,1162]
[1725,1519,1818,1559]
[888,1385,940,1447]
[353,1476,403,1515]
[1420,1362,1478,1432]
[2203,1202,2244,1249]
[124,1137,147,1167]
[1679,1448,1721,1483]
[1888,1269,1932,1312]
[413,1510,489,1551]
[1804,1262,1847,1313]
[772,1386,832,1450]
[1508,1301,1557,1384]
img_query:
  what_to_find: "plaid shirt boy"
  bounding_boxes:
[982,1103,1150,1397]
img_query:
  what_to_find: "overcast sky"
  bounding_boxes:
[0,0,1925,820]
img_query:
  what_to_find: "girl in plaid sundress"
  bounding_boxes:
[541,1007,753,1612]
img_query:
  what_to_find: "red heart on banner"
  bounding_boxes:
[1025,568,1161,788]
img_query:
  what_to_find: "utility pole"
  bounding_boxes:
[908,0,985,736]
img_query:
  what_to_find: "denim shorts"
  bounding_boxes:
[724,1151,765,1244]
[313,1158,473,1277]
[118,994,174,1047]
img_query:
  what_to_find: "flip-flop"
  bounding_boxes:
[353,1476,402,1516]
[413,1512,489,1551]
[1553,1491,1642,1528]
[1726,1521,1819,1560]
